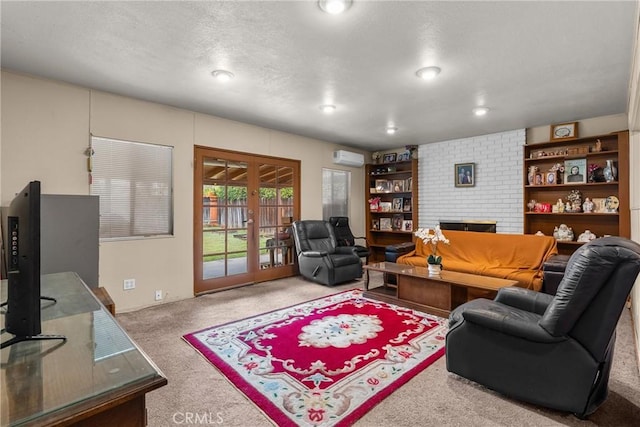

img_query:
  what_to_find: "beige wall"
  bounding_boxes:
[1,70,367,312]
[526,113,629,144]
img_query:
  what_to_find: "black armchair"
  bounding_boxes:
[291,220,363,286]
[329,216,370,264]
[446,237,640,418]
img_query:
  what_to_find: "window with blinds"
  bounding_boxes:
[322,168,350,220]
[90,136,173,240]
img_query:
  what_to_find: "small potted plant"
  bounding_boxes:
[414,225,450,276]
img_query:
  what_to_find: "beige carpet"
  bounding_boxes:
[117,274,640,426]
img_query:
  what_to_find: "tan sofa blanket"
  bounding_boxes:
[396,230,558,291]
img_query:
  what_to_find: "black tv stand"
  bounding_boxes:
[0,295,57,309]
[0,295,64,348]
[1,333,67,349]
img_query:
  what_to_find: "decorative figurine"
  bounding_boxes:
[553,224,574,241]
[583,197,594,213]
[577,230,597,243]
[593,139,602,152]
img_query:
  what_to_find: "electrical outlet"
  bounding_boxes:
[155,290,163,301]
[123,279,136,290]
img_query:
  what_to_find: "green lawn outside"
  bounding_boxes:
[203,227,272,261]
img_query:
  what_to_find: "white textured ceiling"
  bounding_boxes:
[1,1,637,151]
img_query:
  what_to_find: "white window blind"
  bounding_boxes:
[322,168,350,220]
[91,136,173,239]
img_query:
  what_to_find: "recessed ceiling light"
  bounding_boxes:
[211,70,234,82]
[386,126,398,135]
[318,0,352,15]
[473,107,490,116]
[416,66,441,80]
[320,104,336,114]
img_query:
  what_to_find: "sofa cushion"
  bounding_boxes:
[397,230,558,291]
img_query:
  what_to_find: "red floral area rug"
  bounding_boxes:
[183,289,447,427]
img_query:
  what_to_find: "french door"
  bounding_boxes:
[194,146,300,294]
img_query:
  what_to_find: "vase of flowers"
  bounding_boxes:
[414,226,450,276]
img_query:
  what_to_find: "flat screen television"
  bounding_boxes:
[2,181,65,349]
[5,181,42,337]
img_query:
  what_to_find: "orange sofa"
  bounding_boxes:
[396,230,558,291]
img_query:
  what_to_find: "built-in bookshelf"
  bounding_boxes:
[523,130,630,255]
[366,159,418,262]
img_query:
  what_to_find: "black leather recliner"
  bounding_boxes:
[329,216,370,264]
[291,220,363,286]
[446,236,640,418]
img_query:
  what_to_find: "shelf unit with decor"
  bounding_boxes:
[366,159,418,262]
[523,130,629,255]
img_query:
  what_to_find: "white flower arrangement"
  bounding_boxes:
[414,225,450,265]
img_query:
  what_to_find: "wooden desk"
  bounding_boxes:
[1,272,167,426]
[363,262,518,317]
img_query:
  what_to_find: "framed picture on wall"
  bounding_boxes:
[550,122,578,141]
[455,163,475,187]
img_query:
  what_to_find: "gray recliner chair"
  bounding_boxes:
[446,236,640,418]
[291,220,363,286]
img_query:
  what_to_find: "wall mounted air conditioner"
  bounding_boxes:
[333,150,365,167]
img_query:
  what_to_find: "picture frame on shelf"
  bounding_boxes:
[403,198,412,212]
[402,220,413,232]
[405,177,413,192]
[383,153,397,163]
[534,173,543,186]
[392,214,404,230]
[592,197,606,213]
[564,158,587,184]
[455,163,475,187]
[392,180,404,192]
[379,202,392,212]
[546,171,558,185]
[375,179,391,193]
[371,219,380,230]
[397,151,411,161]
[550,122,578,141]
[392,197,403,212]
[380,217,392,231]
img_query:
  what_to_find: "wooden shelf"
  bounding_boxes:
[523,130,630,255]
[366,159,418,262]
[525,212,619,216]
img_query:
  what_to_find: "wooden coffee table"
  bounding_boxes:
[363,262,519,318]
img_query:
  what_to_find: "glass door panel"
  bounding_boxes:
[258,165,295,270]
[195,147,300,294]
[200,157,250,287]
